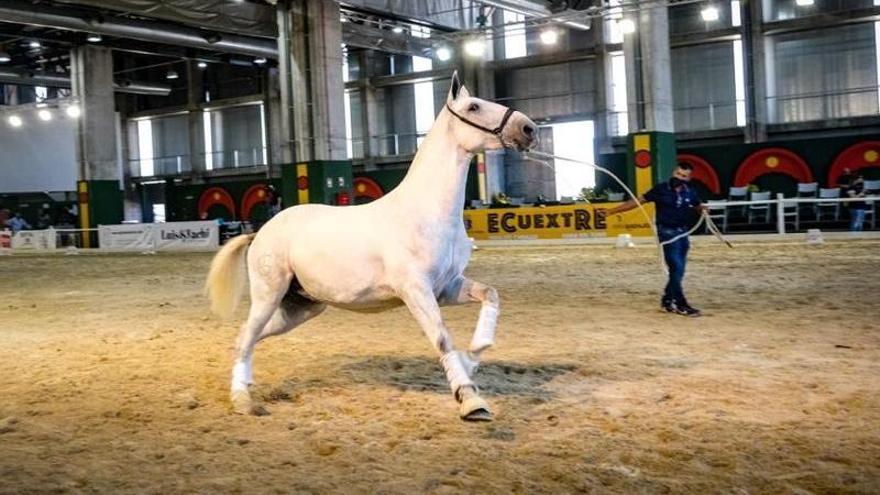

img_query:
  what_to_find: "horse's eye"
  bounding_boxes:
[468,103,480,112]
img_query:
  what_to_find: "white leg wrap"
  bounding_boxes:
[441,351,475,399]
[470,305,498,353]
[231,361,250,392]
[461,351,480,377]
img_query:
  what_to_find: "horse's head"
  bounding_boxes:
[445,72,537,153]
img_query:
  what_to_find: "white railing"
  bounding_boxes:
[705,194,878,234]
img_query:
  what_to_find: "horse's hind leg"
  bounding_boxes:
[257,294,326,343]
[232,285,325,416]
[230,257,290,415]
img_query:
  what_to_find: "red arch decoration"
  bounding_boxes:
[677,154,721,194]
[734,148,813,187]
[828,141,880,187]
[198,187,236,220]
[240,183,269,221]
[353,177,384,201]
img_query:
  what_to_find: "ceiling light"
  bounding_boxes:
[8,115,22,127]
[166,69,178,80]
[436,46,451,61]
[464,39,486,57]
[66,105,81,118]
[38,109,52,121]
[87,33,102,43]
[254,57,267,65]
[618,19,636,34]
[540,29,559,45]
[197,61,207,69]
[0,51,9,63]
[392,26,404,34]
[795,0,814,5]
[29,40,41,49]
[701,6,720,21]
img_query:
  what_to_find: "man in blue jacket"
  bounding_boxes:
[607,163,706,317]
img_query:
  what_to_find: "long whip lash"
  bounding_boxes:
[521,150,733,271]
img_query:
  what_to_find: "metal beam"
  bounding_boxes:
[487,47,597,71]
[0,68,171,95]
[0,0,277,59]
[342,21,434,56]
[344,67,454,90]
[763,6,880,35]
[480,0,592,30]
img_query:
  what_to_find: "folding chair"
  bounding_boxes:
[747,191,772,224]
[816,188,841,221]
[779,195,799,231]
[797,182,818,218]
[728,186,748,218]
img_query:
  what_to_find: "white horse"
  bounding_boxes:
[206,73,536,421]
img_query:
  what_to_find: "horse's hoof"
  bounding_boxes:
[460,396,493,422]
[231,390,268,416]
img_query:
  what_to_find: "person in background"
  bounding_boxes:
[837,167,854,191]
[607,163,707,317]
[266,185,281,218]
[0,209,10,230]
[9,212,31,233]
[36,210,53,230]
[847,175,869,232]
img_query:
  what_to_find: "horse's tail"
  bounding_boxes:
[205,233,256,319]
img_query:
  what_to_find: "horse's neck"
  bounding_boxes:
[389,112,472,222]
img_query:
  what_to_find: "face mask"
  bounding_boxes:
[669,177,684,188]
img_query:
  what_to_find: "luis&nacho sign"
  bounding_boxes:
[463,203,654,240]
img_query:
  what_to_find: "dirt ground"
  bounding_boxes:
[1,240,879,494]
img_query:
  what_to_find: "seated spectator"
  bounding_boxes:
[847,176,869,232]
[9,212,31,233]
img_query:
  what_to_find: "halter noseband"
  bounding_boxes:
[445,103,516,138]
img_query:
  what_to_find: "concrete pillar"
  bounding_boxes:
[358,50,379,169]
[621,2,676,197]
[623,2,674,133]
[70,45,123,232]
[744,0,768,142]
[278,0,347,162]
[264,67,287,177]
[275,6,295,166]
[186,61,206,174]
[592,19,615,156]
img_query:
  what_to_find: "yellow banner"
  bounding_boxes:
[464,203,654,240]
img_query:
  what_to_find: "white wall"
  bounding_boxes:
[0,111,77,193]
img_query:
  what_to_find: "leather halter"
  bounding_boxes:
[445,103,516,138]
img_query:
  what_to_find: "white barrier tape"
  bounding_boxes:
[470,305,498,353]
[441,351,475,399]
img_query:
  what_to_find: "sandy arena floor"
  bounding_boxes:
[1,241,879,493]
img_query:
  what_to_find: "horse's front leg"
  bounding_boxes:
[439,276,500,372]
[400,282,492,421]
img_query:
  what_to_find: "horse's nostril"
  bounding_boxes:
[523,124,535,136]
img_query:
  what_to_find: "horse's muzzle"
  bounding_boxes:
[506,112,538,151]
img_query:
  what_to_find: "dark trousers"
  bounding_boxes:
[659,226,690,305]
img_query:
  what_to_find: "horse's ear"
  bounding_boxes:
[448,71,462,101]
